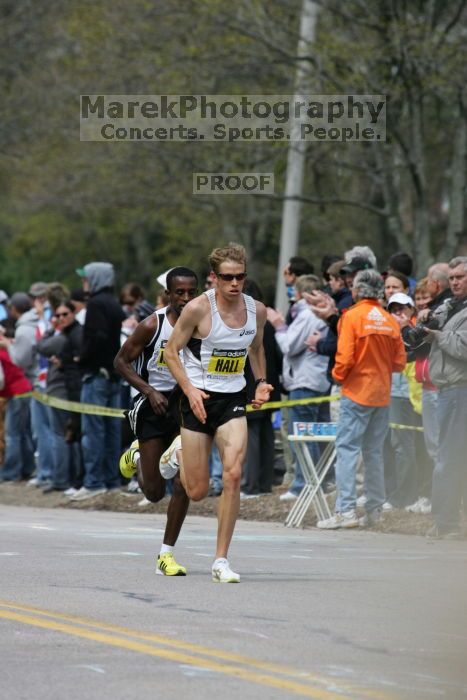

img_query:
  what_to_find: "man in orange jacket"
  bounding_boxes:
[317,269,406,529]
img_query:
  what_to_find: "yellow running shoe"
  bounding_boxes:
[119,439,140,479]
[157,552,187,576]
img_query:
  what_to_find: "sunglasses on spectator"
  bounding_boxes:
[56,312,71,318]
[216,273,247,282]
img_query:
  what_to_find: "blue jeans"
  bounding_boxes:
[1,397,35,481]
[384,397,419,508]
[288,388,323,495]
[31,397,54,483]
[431,385,467,532]
[47,406,71,489]
[422,389,439,463]
[209,444,223,492]
[81,375,122,490]
[335,396,389,513]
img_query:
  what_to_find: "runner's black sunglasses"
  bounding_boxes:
[216,273,247,281]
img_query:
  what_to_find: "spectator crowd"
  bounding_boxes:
[0,246,466,539]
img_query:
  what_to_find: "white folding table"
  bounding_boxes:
[285,428,336,528]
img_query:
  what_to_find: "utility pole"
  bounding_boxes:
[274,0,318,313]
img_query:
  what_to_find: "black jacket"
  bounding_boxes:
[245,320,282,419]
[317,286,353,382]
[80,289,125,375]
[59,320,84,400]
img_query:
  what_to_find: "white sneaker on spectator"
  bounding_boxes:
[127,479,141,493]
[317,510,359,529]
[160,435,182,479]
[69,487,107,501]
[27,477,39,487]
[64,487,78,497]
[418,497,432,514]
[212,558,240,583]
[356,494,367,507]
[279,491,298,502]
[137,496,151,507]
[240,492,260,500]
[382,501,393,511]
[405,498,421,513]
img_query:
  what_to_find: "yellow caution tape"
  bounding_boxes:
[24,391,126,418]
[13,391,423,431]
[389,423,424,432]
[16,390,338,416]
[246,394,340,412]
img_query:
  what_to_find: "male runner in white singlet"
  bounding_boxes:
[114,267,198,575]
[161,244,273,583]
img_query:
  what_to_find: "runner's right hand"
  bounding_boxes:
[186,386,210,423]
[147,389,169,415]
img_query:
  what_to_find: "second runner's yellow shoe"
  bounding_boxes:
[119,439,140,479]
[157,552,187,576]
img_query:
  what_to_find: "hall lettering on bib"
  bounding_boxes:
[207,348,247,375]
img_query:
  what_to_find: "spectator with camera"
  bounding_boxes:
[423,257,467,538]
[400,263,452,508]
[268,274,330,501]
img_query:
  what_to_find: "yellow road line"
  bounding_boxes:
[0,600,390,699]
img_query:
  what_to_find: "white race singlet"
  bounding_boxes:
[183,289,257,393]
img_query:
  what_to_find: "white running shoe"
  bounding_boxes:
[356,494,367,507]
[418,497,432,514]
[69,487,107,501]
[127,478,141,494]
[405,498,421,513]
[317,510,359,530]
[279,491,298,502]
[212,558,240,583]
[159,435,182,479]
[64,487,78,497]
[382,501,394,511]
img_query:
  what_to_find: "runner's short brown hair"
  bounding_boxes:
[209,243,246,274]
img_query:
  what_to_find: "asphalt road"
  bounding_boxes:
[1,504,466,699]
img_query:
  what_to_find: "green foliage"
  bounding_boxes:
[1,0,466,294]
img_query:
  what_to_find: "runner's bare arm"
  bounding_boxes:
[114,314,168,415]
[248,302,273,409]
[164,297,210,422]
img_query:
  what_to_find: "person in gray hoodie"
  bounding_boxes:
[70,262,126,501]
[0,293,37,480]
[267,275,330,500]
[425,256,467,538]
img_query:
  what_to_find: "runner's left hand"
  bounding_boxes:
[251,382,273,409]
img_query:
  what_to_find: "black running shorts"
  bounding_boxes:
[169,386,247,436]
[126,393,179,442]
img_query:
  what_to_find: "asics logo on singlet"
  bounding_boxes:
[233,406,245,412]
[239,329,255,336]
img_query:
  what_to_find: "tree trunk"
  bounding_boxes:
[441,91,467,260]
[274,0,318,313]
[409,89,433,274]
[373,142,405,246]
